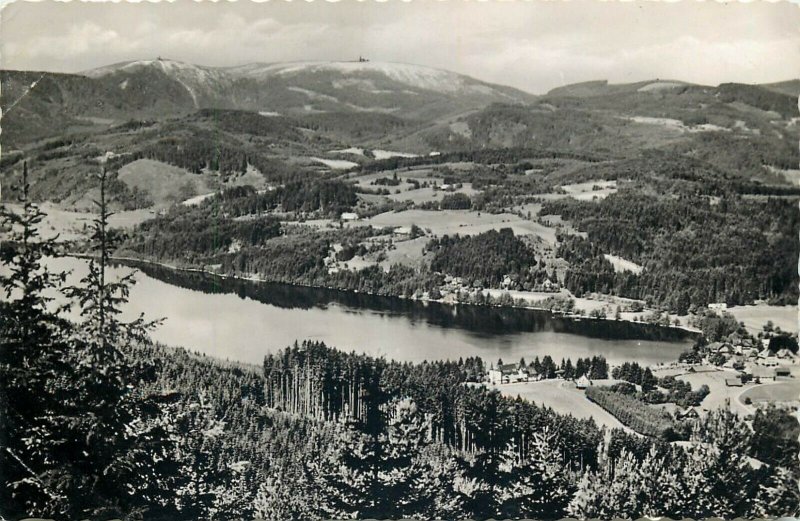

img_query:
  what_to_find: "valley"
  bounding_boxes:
[2,50,799,521]
[3,59,798,331]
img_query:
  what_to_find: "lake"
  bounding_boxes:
[35,256,695,366]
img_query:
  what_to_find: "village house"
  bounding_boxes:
[775,367,791,378]
[728,333,754,349]
[724,375,743,387]
[540,279,557,292]
[748,366,776,382]
[761,357,780,367]
[677,406,700,420]
[488,363,535,385]
[393,226,412,238]
[708,342,734,355]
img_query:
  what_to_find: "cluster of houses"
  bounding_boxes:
[487,363,593,389]
[499,274,558,292]
[705,334,797,386]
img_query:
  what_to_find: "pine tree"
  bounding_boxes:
[66,168,159,352]
[635,444,684,517]
[0,161,68,354]
[0,162,74,517]
[497,427,574,519]
[372,398,431,517]
[749,466,800,518]
[37,168,164,518]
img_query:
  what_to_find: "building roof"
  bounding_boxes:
[750,366,776,378]
[492,363,527,375]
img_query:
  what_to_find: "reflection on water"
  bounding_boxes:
[41,256,696,366]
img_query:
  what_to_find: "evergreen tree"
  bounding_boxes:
[497,427,574,518]
[36,168,164,518]
[0,162,73,517]
[0,162,68,354]
[66,168,159,351]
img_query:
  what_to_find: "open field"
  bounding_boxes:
[358,209,560,244]
[310,157,359,169]
[118,159,215,208]
[108,208,159,229]
[489,379,631,431]
[740,380,800,405]
[726,304,797,334]
[28,203,91,242]
[2,203,156,242]
[677,368,759,416]
[350,170,482,205]
[334,236,428,272]
[603,254,643,274]
[378,236,428,268]
[387,184,481,205]
[536,180,618,202]
[561,180,618,200]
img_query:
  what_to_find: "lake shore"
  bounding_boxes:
[72,252,700,342]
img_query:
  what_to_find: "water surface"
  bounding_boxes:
[39,256,694,366]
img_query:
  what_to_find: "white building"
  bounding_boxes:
[488,363,534,385]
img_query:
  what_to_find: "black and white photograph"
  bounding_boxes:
[1,0,799,519]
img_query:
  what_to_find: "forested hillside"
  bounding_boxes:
[2,167,799,520]
[545,191,799,310]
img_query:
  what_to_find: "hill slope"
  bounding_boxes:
[1,58,534,146]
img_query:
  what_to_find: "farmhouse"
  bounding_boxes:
[775,367,791,378]
[488,363,534,385]
[708,302,728,311]
[575,375,593,389]
[724,376,743,387]
[708,342,734,355]
[749,366,776,382]
[677,406,700,420]
[761,357,780,367]
[340,212,359,221]
[393,226,412,237]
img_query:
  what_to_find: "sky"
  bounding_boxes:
[1,0,798,94]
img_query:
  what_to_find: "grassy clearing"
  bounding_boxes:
[535,180,617,203]
[490,379,630,431]
[1,202,156,243]
[310,157,359,169]
[726,304,797,334]
[676,369,753,416]
[603,254,643,274]
[359,209,560,244]
[118,159,214,207]
[740,381,800,404]
[562,180,618,200]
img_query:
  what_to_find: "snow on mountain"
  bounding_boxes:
[85,58,529,103]
[227,61,493,95]
[74,58,533,121]
[84,58,234,108]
